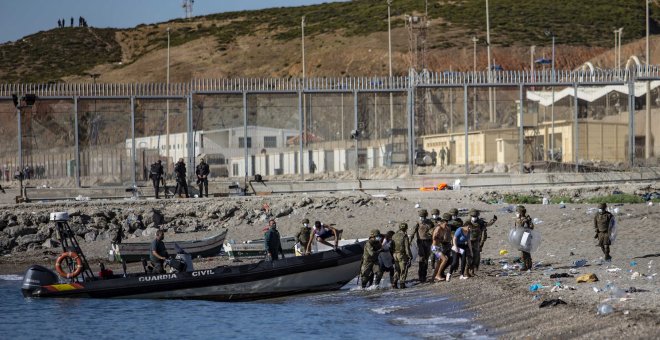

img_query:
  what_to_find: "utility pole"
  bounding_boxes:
[388,0,394,132]
[166,27,171,171]
[301,16,307,148]
[486,0,494,123]
[472,36,478,130]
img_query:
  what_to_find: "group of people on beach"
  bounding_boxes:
[358,207,501,289]
[357,202,615,289]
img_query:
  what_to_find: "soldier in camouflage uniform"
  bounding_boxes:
[448,208,460,233]
[411,209,434,283]
[594,202,614,261]
[466,208,497,275]
[515,205,535,271]
[360,229,383,288]
[392,222,412,289]
[295,218,312,255]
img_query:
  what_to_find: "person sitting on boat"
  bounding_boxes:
[264,219,285,261]
[150,229,169,273]
[310,221,341,250]
[295,218,312,256]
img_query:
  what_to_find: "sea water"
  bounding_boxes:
[0,275,492,339]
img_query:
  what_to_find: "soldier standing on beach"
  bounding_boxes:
[149,160,164,199]
[466,208,497,275]
[515,205,535,271]
[359,229,383,288]
[594,202,614,261]
[174,158,189,198]
[195,158,210,197]
[392,223,412,289]
[411,209,434,283]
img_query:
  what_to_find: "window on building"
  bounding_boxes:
[238,137,252,148]
[264,136,277,148]
[232,163,239,176]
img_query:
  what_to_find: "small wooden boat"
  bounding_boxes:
[109,229,228,263]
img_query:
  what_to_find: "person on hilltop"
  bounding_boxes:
[515,205,535,271]
[150,229,169,274]
[431,213,452,282]
[410,209,434,283]
[264,219,285,261]
[594,202,614,261]
[174,158,189,198]
[359,229,383,289]
[149,160,164,199]
[391,222,412,289]
[195,158,210,198]
[295,218,313,255]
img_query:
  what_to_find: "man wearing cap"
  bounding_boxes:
[359,229,383,288]
[466,208,497,275]
[594,203,614,261]
[391,223,412,289]
[149,160,164,199]
[515,205,535,271]
[295,218,313,255]
[411,209,434,283]
[195,158,210,198]
[264,219,285,261]
[431,213,452,281]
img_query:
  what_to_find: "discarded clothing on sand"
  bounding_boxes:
[539,299,567,308]
[549,273,573,279]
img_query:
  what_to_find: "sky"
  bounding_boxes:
[0,0,349,44]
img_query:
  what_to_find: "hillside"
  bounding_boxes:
[1,0,659,84]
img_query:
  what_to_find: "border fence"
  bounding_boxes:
[1,66,659,189]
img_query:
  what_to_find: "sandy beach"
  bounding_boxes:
[1,181,659,338]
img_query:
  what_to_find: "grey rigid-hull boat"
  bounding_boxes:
[22,212,365,301]
[108,229,228,263]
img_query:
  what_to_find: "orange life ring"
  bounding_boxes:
[55,251,83,279]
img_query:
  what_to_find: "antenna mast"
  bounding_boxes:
[182,0,194,19]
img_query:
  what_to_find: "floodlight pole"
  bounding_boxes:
[388,0,394,132]
[301,16,307,148]
[472,36,478,130]
[486,0,493,123]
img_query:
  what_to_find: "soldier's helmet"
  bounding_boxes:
[454,217,464,226]
[302,218,310,224]
[370,229,381,237]
[431,208,440,215]
[442,212,453,221]
[399,222,408,231]
[449,208,459,216]
[468,208,480,217]
[598,202,607,209]
[418,209,428,217]
[516,205,526,215]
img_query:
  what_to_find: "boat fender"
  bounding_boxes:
[55,251,83,278]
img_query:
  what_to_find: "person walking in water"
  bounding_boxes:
[391,222,412,289]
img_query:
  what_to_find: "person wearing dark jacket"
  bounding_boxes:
[264,219,284,261]
[195,158,210,197]
[174,158,189,198]
[150,160,164,199]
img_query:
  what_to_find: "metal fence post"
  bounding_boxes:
[188,94,195,182]
[519,84,524,174]
[573,83,579,173]
[628,77,636,167]
[407,88,415,176]
[298,90,304,180]
[74,96,80,187]
[464,85,469,174]
[17,107,22,173]
[354,90,359,180]
[243,91,249,184]
[130,96,136,187]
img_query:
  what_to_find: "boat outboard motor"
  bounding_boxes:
[21,265,60,297]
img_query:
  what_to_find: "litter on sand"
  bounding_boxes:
[539,299,567,308]
[576,273,599,283]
